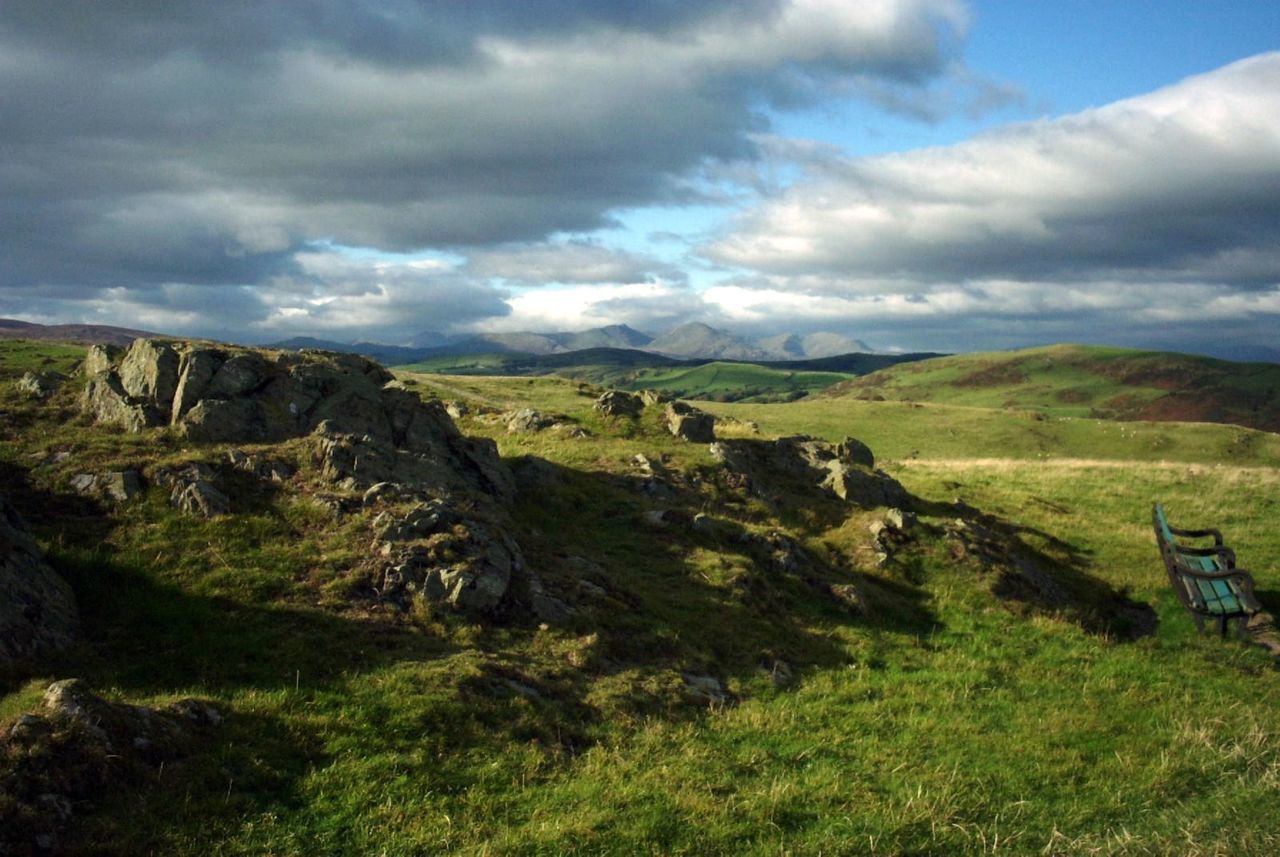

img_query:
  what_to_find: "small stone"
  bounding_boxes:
[682,673,729,705]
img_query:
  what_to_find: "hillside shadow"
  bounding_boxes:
[1,460,464,849]
[912,496,1157,640]
[509,456,941,703]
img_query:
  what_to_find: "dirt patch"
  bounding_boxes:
[1054,389,1091,404]
[954,362,1027,388]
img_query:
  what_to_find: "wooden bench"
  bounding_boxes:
[1153,503,1261,638]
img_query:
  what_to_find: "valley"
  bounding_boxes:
[3,336,1278,853]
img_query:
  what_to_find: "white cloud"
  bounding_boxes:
[709,53,1280,289]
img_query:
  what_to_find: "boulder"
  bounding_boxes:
[178,397,268,443]
[84,339,516,502]
[594,390,643,418]
[81,370,158,432]
[205,352,267,398]
[170,479,231,517]
[117,338,179,407]
[506,408,554,433]
[664,401,716,442]
[376,521,524,616]
[710,435,908,509]
[16,370,67,399]
[639,389,671,407]
[0,679,220,855]
[0,494,78,661]
[170,348,221,422]
[70,470,144,503]
[82,344,120,377]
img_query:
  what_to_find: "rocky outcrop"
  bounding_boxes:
[374,516,526,615]
[80,339,539,619]
[0,494,78,661]
[664,401,716,443]
[82,339,514,506]
[312,421,513,504]
[0,680,221,855]
[710,435,908,509]
[594,391,643,418]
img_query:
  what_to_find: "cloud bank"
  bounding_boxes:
[703,53,1280,351]
[1,1,966,298]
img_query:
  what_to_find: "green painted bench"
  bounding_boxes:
[1153,503,1260,638]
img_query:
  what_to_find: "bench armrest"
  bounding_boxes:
[1175,544,1237,566]
[1167,524,1225,546]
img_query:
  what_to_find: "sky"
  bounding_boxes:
[2,1,1279,359]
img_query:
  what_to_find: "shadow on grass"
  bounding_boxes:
[913,495,1158,640]
[509,457,940,700]
[1,459,464,848]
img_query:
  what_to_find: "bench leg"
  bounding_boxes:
[1192,614,1206,635]
[1220,615,1230,638]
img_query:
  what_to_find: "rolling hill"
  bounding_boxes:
[823,343,1280,433]
[4,337,1280,853]
[397,349,939,402]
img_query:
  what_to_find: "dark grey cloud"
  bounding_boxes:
[466,241,686,286]
[0,0,969,331]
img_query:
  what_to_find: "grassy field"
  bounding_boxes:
[4,342,1280,854]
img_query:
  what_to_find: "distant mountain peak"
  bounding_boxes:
[645,322,769,361]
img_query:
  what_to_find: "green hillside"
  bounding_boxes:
[621,361,853,402]
[398,348,936,403]
[4,339,1280,854]
[824,343,1280,432]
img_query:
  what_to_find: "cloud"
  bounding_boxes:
[465,241,687,286]
[471,281,706,335]
[0,0,971,309]
[709,53,1280,288]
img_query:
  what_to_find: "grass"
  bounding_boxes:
[4,342,1280,854]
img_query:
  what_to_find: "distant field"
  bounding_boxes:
[620,361,853,402]
[824,343,1280,433]
[397,349,933,403]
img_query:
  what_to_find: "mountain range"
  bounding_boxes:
[278,322,874,363]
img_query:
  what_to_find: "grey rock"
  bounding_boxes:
[17,370,67,399]
[664,401,716,442]
[69,473,98,494]
[712,435,908,510]
[178,398,267,443]
[594,390,643,418]
[682,673,729,706]
[0,494,78,660]
[506,408,553,433]
[837,436,876,469]
[205,352,267,398]
[2,679,221,856]
[118,338,179,407]
[170,479,230,517]
[171,348,221,422]
[100,470,144,503]
[82,343,120,377]
[639,389,671,406]
[81,370,159,431]
[445,400,469,419]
